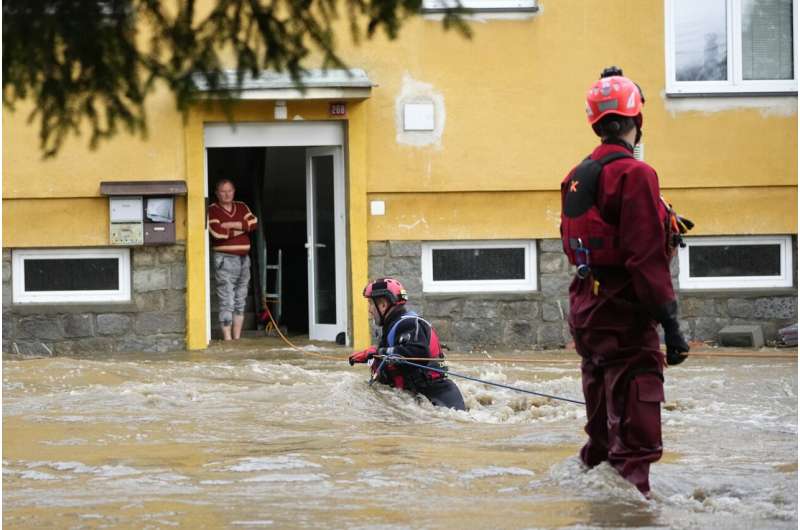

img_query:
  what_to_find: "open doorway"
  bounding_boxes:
[207,147,309,338]
[203,121,350,345]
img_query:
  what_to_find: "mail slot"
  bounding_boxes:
[143,222,176,245]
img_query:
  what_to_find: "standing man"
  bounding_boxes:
[560,67,690,497]
[348,278,466,410]
[208,179,258,341]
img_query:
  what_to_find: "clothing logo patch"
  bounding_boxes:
[569,180,580,192]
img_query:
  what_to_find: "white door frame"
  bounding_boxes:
[305,147,347,342]
[202,122,348,343]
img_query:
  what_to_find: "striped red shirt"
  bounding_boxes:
[208,201,258,256]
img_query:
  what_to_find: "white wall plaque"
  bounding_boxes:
[403,102,435,131]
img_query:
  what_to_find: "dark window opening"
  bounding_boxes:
[689,244,782,278]
[24,258,120,291]
[432,248,526,282]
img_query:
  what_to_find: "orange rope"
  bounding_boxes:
[263,306,345,362]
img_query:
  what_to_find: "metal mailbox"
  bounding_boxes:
[101,181,187,247]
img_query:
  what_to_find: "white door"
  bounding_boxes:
[305,147,347,342]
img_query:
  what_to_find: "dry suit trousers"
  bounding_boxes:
[572,325,665,494]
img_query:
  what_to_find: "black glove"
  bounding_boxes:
[653,301,689,366]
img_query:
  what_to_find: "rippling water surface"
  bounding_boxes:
[3,342,797,529]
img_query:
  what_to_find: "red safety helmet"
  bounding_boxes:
[363,278,408,305]
[585,75,643,125]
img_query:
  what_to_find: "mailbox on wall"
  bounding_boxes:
[100,181,187,246]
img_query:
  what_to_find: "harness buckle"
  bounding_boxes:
[575,238,592,279]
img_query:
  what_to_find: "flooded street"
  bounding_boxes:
[3,343,797,529]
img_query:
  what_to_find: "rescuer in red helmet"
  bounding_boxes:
[348,277,466,410]
[560,66,690,497]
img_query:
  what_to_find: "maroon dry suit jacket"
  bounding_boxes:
[561,143,675,332]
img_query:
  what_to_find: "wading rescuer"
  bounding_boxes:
[348,278,466,411]
[560,67,692,497]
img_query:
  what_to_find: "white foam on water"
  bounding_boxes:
[460,466,536,480]
[19,470,60,481]
[231,521,274,526]
[30,461,143,477]
[41,438,89,446]
[228,455,321,472]
[241,473,328,483]
[549,457,647,504]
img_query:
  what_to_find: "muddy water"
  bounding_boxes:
[3,344,797,529]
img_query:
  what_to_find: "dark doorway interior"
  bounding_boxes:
[206,147,308,337]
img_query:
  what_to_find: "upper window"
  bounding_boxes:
[677,236,794,290]
[12,248,132,304]
[422,240,537,293]
[422,0,537,12]
[665,0,798,94]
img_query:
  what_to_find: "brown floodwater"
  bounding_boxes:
[3,342,797,529]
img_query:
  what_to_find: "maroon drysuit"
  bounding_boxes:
[561,142,674,495]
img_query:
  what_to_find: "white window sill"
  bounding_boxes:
[666,91,797,98]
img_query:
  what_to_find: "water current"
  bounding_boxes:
[3,342,797,529]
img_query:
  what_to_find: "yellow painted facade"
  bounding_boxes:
[3,0,797,350]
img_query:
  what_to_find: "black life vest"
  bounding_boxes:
[371,312,445,389]
[560,152,633,268]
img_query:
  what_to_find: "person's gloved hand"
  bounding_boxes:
[653,301,690,366]
[661,318,689,366]
[349,346,378,366]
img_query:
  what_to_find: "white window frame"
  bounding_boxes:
[422,240,537,293]
[665,0,799,95]
[677,235,793,290]
[422,0,537,12]
[12,248,132,304]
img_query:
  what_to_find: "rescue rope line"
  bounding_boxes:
[263,307,344,361]
[379,355,576,364]
[264,308,584,403]
[263,307,577,365]
[383,356,585,405]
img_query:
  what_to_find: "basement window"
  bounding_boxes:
[422,240,537,293]
[677,236,793,290]
[12,248,132,303]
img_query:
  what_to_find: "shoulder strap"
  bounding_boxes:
[597,151,634,166]
[387,311,432,346]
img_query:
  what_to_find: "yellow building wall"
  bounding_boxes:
[2,0,796,351]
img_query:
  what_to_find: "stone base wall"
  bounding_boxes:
[2,245,187,356]
[368,239,572,352]
[368,239,798,352]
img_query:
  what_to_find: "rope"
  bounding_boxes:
[261,307,576,365]
[261,306,344,362]
[382,356,585,405]
[378,355,576,364]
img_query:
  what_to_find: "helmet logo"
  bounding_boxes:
[626,90,636,109]
[597,99,619,112]
[600,81,612,96]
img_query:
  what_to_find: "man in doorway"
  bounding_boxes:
[208,179,258,340]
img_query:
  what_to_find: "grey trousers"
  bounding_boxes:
[214,252,250,326]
